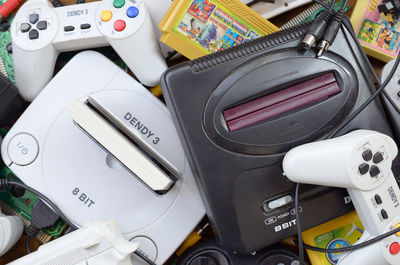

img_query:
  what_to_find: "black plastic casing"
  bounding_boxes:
[0,74,25,127]
[177,239,301,265]
[161,18,393,253]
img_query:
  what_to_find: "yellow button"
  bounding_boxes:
[395,223,400,236]
[101,10,112,22]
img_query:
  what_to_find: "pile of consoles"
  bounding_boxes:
[1,0,400,264]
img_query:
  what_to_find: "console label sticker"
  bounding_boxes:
[173,0,262,54]
[355,0,400,58]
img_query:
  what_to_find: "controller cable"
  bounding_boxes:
[292,0,400,263]
[0,179,157,265]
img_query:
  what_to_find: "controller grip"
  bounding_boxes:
[13,44,57,101]
[108,12,167,87]
[337,241,387,265]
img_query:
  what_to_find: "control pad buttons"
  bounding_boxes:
[8,133,39,166]
[113,0,125,8]
[373,152,384,164]
[114,19,126,32]
[362,149,372,161]
[127,6,139,18]
[29,13,39,24]
[390,242,400,255]
[395,223,400,236]
[20,23,31,33]
[36,21,47,30]
[29,29,39,40]
[101,10,112,22]
[358,163,369,175]
[370,165,380,178]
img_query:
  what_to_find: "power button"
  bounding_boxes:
[7,133,39,166]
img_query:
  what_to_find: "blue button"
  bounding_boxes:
[126,6,139,18]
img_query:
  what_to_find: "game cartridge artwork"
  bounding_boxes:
[352,0,400,61]
[174,0,264,53]
[160,0,280,59]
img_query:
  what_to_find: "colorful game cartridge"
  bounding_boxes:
[351,0,400,62]
[302,211,364,265]
[159,0,279,59]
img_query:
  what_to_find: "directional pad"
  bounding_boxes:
[36,21,47,30]
[362,149,373,161]
[29,13,39,24]
[21,23,31,33]
[29,29,39,40]
[359,163,370,175]
[370,165,380,178]
[373,152,384,164]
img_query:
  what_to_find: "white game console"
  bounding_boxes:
[283,130,400,265]
[1,51,205,265]
[11,0,167,101]
[0,205,23,257]
[241,0,312,19]
[8,220,139,265]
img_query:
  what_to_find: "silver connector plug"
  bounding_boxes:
[301,34,316,49]
[317,40,330,57]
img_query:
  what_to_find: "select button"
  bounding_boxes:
[64,26,75,32]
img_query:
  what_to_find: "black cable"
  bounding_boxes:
[326,52,400,138]
[25,236,31,254]
[6,181,78,229]
[295,183,303,264]
[292,0,400,261]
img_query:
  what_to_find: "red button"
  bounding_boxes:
[114,19,126,32]
[390,242,400,255]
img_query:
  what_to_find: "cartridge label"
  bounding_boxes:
[173,0,263,54]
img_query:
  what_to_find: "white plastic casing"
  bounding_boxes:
[8,220,139,265]
[11,0,167,101]
[0,206,23,257]
[1,51,205,265]
[283,130,400,265]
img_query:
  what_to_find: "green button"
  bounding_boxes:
[113,0,125,8]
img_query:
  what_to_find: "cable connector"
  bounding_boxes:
[301,10,332,49]
[378,0,400,14]
[317,10,345,57]
[26,199,59,238]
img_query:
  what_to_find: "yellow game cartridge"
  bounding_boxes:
[159,0,279,59]
[302,211,364,265]
[351,0,400,62]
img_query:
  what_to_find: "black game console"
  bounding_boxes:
[161,18,393,253]
[177,239,302,265]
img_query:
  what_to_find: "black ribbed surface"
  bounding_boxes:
[189,23,310,72]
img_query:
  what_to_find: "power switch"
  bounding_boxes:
[265,195,293,211]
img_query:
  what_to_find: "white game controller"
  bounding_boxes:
[283,130,400,265]
[0,206,23,257]
[11,0,167,101]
